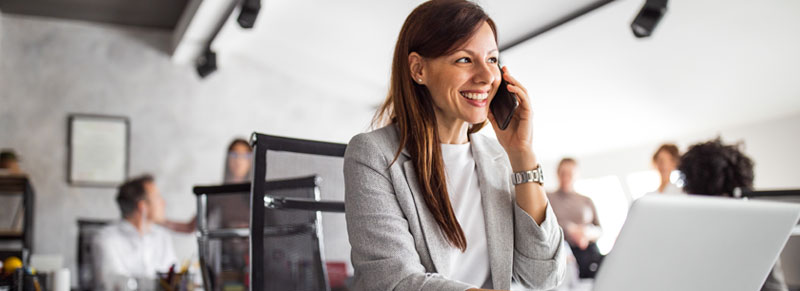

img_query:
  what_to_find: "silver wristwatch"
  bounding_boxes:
[512,164,545,186]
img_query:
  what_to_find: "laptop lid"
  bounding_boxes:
[593,195,800,291]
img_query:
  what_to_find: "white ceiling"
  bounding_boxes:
[505,0,800,159]
[212,0,603,105]
[209,0,800,160]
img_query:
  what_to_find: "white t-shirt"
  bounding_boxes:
[440,143,490,286]
[92,220,178,288]
[647,182,685,196]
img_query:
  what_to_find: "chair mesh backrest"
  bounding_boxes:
[260,184,322,291]
[265,150,349,268]
[207,192,250,230]
[250,134,347,291]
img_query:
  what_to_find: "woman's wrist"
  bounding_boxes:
[508,148,538,172]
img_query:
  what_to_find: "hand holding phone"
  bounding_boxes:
[489,65,519,130]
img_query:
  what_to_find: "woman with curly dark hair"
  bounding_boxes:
[679,138,754,197]
[679,138,788,291]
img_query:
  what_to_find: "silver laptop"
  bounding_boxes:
[593,195,800,291]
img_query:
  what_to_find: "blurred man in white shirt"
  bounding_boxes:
[93,175,178,289]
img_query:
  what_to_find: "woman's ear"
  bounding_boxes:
[408,52,425,84]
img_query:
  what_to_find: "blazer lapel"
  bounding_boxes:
[402,155,452,276]
[471,135,514,289]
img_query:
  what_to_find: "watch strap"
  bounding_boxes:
[512,164,545,186]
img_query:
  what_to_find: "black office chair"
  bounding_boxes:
[193,176,334,291]
[248,132,348,291]
[76,219,111,291]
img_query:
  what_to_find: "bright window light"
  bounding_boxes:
[671,170,684,187]
[626,170,683,200]
[626,170,660,201]
[573,175,628,255]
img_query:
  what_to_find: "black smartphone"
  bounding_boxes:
[490,65,519,130]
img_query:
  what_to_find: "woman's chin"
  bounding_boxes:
[463,116,488,126]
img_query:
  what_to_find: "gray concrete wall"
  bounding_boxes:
[0,14,369,286]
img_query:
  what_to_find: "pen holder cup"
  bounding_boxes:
[155,272,195,291]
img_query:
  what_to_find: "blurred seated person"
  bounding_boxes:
[547,158,603,278]
[649,143,684,195]
[0,150,24,175]
[680,138,788,291]
[93,175,178,289]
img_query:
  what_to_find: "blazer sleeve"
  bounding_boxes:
[511,196,567,289]
[344,133,474,291]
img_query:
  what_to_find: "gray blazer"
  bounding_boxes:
[344,125,566,291]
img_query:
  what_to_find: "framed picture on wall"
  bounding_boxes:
[68,114,130,187]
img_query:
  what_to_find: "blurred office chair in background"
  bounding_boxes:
[248,133,347,291]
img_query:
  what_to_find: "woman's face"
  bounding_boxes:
[654,150,678,176]
[422,21,501,125]
[228,143,252,181]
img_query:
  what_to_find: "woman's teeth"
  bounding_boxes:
[461,92,488,100]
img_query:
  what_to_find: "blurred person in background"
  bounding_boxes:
[649,143,683,195]
[160,138,253,233]
[208,138,253,289]
[547,158,603,278]
[680,138,788,291]
[223,138,252,183]
[0,150,23,175]
[93,175,178,289]
[210,138,253,226]
[160,138,253,288]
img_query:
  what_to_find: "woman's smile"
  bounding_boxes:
[459,90,489,107]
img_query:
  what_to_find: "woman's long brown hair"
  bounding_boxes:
[372,0,497,252]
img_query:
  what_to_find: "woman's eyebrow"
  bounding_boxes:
[453,48,499,55]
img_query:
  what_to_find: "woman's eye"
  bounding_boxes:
[456,57,471,63]
[488,57,498,64]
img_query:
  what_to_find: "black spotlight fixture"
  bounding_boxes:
[196,48,217,78]
[237,0,261,29]
[631,0,668,38]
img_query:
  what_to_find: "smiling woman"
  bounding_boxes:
[344,1,566,290]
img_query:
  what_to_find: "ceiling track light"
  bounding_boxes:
[631,0,668,38]
[238,0,261,29]
[194,0,241,78]
[196,48,217,78]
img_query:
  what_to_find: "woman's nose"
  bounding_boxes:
[473,62,496,85]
